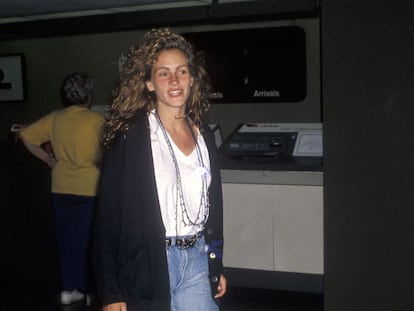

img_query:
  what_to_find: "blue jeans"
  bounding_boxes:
[166,236,219,311]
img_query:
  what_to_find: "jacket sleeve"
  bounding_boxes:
[93,135,126,306]
[202,124,225,296]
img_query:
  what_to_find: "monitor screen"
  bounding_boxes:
[183,26,306,103]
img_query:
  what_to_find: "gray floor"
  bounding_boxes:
[1,277,323,311]
[221,286,323,311]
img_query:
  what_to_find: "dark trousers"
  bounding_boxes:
[52,193,96,293]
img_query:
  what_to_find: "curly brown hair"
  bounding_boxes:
[102,28,211,147]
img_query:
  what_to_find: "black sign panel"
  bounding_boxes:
[183,26,306,103]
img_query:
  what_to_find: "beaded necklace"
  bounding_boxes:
[154,111,210,235]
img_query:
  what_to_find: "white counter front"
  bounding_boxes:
[221,169,324,275]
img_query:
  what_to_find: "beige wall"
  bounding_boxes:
[0,18,320,140]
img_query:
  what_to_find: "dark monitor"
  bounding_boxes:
[183,26,306,103]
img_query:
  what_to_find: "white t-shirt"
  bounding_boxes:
[149,111,211,237]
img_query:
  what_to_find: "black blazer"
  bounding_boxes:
[93,111,224,311]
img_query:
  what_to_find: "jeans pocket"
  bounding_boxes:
[197,236,209,254]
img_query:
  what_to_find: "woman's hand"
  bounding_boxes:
[46,155,57,168]
[214,274,227,298]
[103,302,127,311]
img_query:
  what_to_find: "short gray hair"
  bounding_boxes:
[60,72,93,106]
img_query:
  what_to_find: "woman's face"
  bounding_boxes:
[146,48,193,112]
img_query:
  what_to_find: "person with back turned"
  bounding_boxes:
[19,72,104,306]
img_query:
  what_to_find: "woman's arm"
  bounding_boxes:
[93,136,126,306]
[19,134,56,168]
[202,123,227,299]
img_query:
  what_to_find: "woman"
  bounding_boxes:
[93,28,227,311]
[19,72,104,305]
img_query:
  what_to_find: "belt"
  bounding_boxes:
[165,231,203,249]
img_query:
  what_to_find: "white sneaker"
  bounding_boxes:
[61,289,85,305]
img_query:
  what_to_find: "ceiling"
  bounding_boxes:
[0,0,319,38]
[0,0,218,23]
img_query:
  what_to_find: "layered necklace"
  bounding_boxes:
[154,110,210,234]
